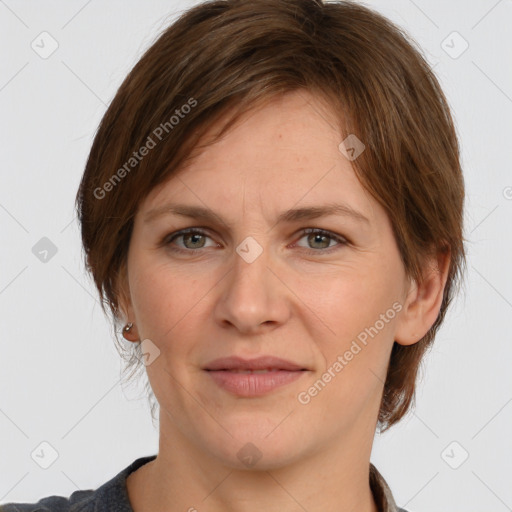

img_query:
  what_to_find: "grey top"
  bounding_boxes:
[0,455,409,512]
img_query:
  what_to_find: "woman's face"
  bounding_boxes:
[122,90,414,468]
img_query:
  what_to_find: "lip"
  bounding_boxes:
[203,356,308,397]
[206,370,306,397]
[203,356,307,371]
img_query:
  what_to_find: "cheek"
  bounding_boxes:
[307,266,400,381]
[309,282,398,420]
[129,261,201,341]
[304,266,398,338]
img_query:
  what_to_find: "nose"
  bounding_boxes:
[213,239,290,334]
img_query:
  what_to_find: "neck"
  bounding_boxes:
[127,413,380,512]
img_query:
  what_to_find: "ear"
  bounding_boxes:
[394,246,451,346]
[117,259,141,343]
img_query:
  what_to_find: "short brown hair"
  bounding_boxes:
[75,0,466,431]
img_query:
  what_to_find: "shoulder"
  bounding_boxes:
[0,489,95,512]
[0,455,157,512]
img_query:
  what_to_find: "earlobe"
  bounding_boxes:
[394,248,451,346]
[120,312,141,342]
[122,321,140,342]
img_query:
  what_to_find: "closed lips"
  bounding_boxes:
[219,368,293,373]
[204,356,309,397]
[204,356,308,372]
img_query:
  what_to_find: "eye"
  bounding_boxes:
[164,228,216,252]
[162,227,348,255]
[294,228,348,254]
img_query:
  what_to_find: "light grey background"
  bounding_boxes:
[1,1,511,510]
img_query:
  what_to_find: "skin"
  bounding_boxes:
[120,90,450,512]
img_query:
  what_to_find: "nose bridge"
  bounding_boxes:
[215,234,286,332]
[231,234,272,303]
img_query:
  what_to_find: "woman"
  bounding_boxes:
[1,0,465,511]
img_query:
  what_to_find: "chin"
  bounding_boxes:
[205,428,306,471]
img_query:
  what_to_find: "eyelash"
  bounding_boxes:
[162,227,349,256]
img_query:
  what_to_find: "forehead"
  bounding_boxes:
[134,90,388,235]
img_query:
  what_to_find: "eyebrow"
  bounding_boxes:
[143,202,370,227]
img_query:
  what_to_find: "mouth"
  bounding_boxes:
[211,368,295,373]
[203,356,309,397]
[203,355,308,372]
